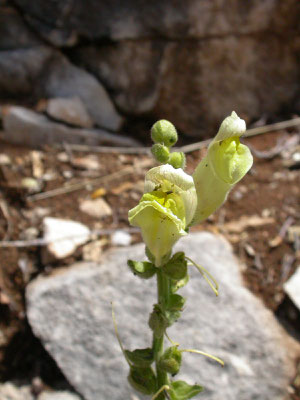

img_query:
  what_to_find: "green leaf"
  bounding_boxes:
[128,366,156,395]
[125,348,154,368]
[163,252,187,280]
[167,294,186,311]
[158,346,182,375]
[128,260,157,279]
[171,273,189,293]
[169,381,203,400]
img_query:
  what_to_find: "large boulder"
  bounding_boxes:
[10,0,300,136]
[26,233,299,400]
[1,1,300,137]
[72,34,300,136]
[12,1,299,44]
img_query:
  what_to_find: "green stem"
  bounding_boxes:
[153,269,170,399]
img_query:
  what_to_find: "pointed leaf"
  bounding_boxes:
[128,260,157,279]
[128,366,156,395]
[163,252,187,280]
[167,294,186,311]
[169,381,203,400]
[125,348,154,368]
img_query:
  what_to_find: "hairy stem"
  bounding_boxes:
[153,269,170,399]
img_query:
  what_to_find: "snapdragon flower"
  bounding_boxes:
[128,165,197,266]
[128,112,253,267]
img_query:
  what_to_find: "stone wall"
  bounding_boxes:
[1,0,300,140]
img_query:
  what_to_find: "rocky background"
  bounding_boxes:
[1,0,300,144]
[0,1,300,400]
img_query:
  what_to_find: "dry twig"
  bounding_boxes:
[60,117,300,155]
[27,158,154,202]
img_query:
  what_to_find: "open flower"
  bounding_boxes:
[128,165,197,266]
[129,112,253,266]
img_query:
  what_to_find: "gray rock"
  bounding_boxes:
[44,55,123,131]
[26,233,299,400]
[38,391,81,400]
[0,382,33,400]
[46,97,93,129]
[2,106,137,148]
[73,34,300,136]
[0,46,53,100]
[0,6,41,49]
[12,1,300,44]
[73,42,165,114]
[1,2,300,137]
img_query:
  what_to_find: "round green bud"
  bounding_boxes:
[151,120,178,147]
[151,143,170,163]
[158,346,182,376]
[168,152,186,169]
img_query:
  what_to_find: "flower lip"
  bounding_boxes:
[144,164,197,227]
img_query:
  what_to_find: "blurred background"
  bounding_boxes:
[0,1,299,399]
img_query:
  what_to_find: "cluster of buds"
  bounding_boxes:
[151,120,186,169]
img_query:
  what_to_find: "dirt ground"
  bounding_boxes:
[0,128,299,398]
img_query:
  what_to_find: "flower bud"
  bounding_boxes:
[151,143,170,163]
[168,152,186,169]
[158,346,182,376]
[192,111,253,224]
[151,120,178,147]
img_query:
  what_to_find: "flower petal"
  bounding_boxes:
[144,165,197,226]
[214,111,246,142]
[128,199,186,266]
